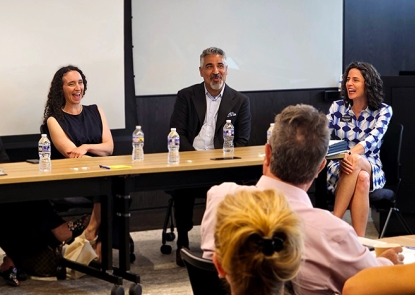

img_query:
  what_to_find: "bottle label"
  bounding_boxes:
[168,138,180,147]
[133,135,144,143]
[223,129,234,137]
[39,144,50,153]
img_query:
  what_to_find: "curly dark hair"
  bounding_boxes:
[42,65,87,124]
[340,61,383,110]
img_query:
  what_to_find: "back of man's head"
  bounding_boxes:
[269,104,329,185]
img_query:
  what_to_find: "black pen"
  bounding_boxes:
[99,165,110,169]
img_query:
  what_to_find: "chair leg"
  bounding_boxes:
[379,208,393,239]
[394,208,413,235]
[378,207,413,238]
[161,198,175,245]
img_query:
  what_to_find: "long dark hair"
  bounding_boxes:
[42,65,87,124]
[341,61,383,110]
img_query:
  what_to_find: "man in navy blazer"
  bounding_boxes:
[170,47,251,266]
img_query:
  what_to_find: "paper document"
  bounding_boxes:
[327,140,347,156]
[359,237,415,264]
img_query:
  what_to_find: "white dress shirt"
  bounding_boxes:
[192,85,225,150]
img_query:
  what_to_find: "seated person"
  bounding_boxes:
[170,47,251,266]
[343,263,415,295]
[43,65,114,258]
[326,61,392,237]
[212,189,303,295]
[201,104,403,294]
[0,136,88,287]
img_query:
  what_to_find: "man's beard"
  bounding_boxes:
[210,80,224,90]
[210,73,224,90]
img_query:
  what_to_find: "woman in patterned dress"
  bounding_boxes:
[326,62,392,237]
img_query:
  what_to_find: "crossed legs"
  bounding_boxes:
[333,154,372,237]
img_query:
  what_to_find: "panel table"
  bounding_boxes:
[0,158,122,286]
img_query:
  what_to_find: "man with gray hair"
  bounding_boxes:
[201,104,402,294]
[170,47,251,266]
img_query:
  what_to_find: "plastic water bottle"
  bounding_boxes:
[38,134,51,171]
[167,128,180,164]
[267,123,274,144]
[223,120,234,155]
[132,125,144,161]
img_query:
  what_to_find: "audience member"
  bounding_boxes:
[327,61,392,237]
[213,189,303,295]
[43,65,114,259]
[170,47,251,266]
[201,104,403,294]
[343,263,415,295]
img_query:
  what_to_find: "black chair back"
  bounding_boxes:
[180,248,228,295]
[369,123,403,205]
[369,122,413,238]
[380,122,403,192]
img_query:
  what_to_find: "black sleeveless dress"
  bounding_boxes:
[52,104,103,159]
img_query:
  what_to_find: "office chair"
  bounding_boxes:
[180,248,228,295]
[369,122,413,238]
[160,196,176,254]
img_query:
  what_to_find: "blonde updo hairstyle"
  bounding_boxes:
[214,189,303,295]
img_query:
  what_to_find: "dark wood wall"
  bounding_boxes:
[343,0,415,213]
[343,0,415,73]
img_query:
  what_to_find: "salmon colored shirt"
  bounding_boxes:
[201,176,392,295]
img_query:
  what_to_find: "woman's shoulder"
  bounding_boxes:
[373,103,392,115]
[82,104,101,115]
[82,104,98,111]
[329,99,347,112]
[380,102,392,110]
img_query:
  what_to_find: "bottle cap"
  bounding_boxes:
[270,123,274,127]
[226,120,231,123]
[136,125,141,129]
[41,134,47,137]
[171,128,176,131]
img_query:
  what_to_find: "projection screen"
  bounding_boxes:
[132,0,343,96]
[0,0,124,136]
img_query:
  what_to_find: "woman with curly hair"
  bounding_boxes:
[42,65,114,259]
[212,189,303,295]
[326,61,392,237]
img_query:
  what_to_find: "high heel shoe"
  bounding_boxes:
[0,267,19,287]
[66,215,90,245]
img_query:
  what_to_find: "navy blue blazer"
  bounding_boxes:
[170,82,251,151]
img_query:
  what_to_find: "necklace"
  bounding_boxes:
[62,105,83,115]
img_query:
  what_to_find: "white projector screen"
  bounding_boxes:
[0,0,124,136]
[132,0,343,96]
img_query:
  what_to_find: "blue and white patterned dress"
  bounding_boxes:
[326,100,393,194]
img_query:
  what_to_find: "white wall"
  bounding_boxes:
[0,0,124,136]
[132,0,343,96]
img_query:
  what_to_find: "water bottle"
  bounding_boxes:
[338,74,342,92]
[38,134,51,171]
[167,128,180,164]
[223,120,234,155]
[132,125,144,161]
[267,123,275,144]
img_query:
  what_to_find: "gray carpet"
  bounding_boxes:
[0,211,378,294]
